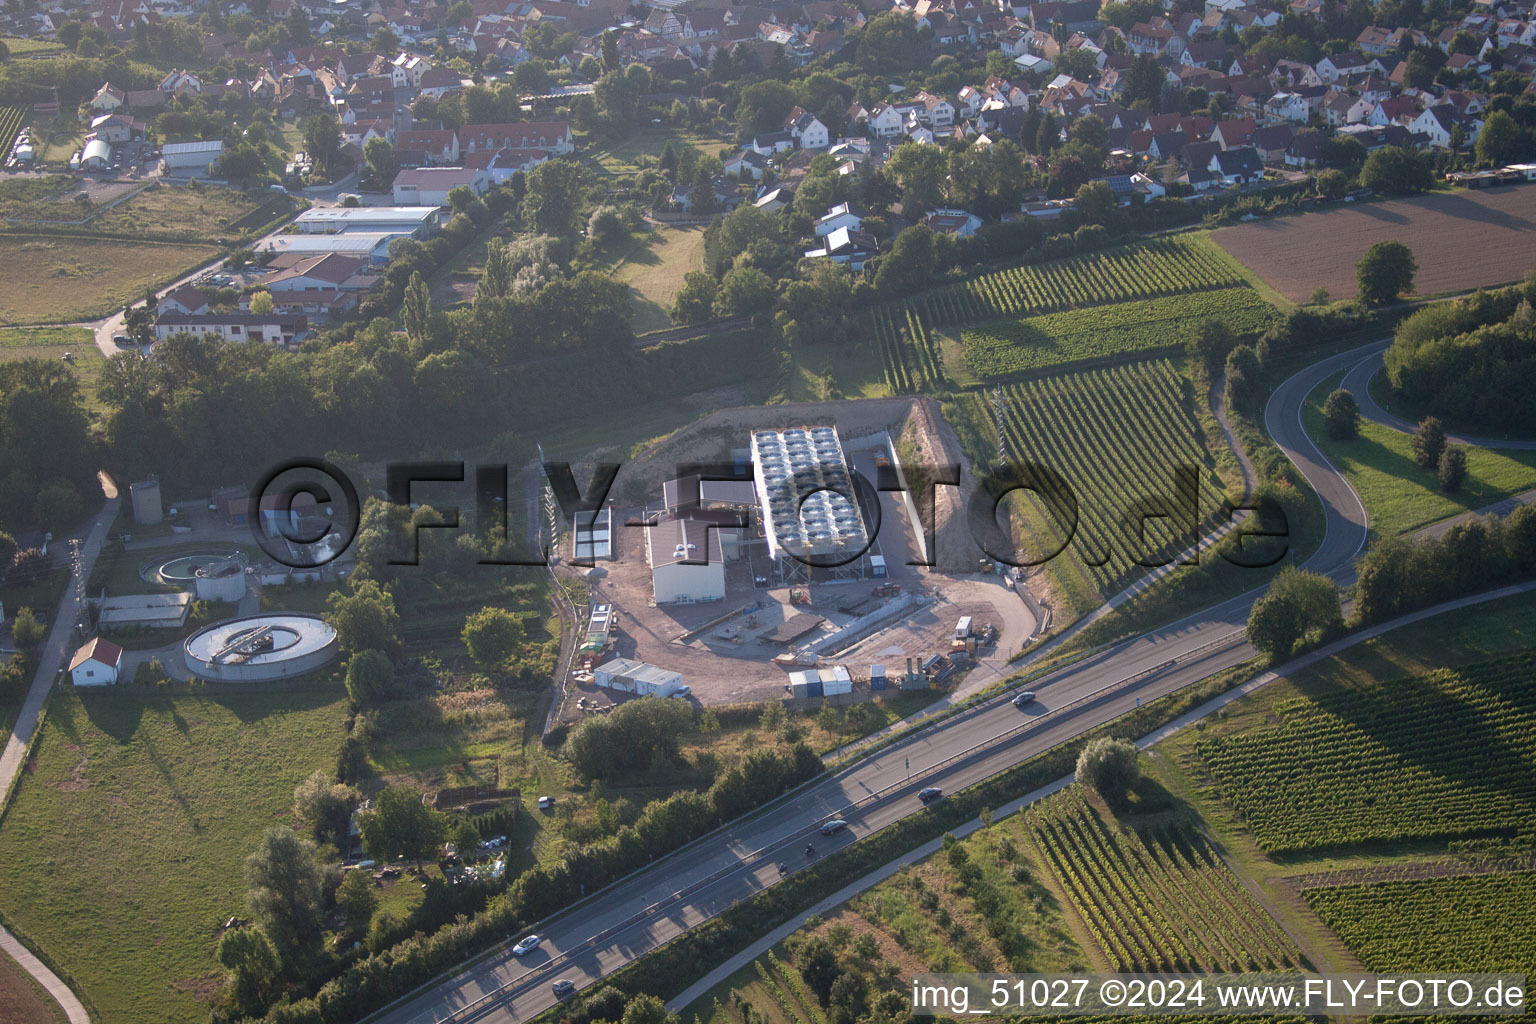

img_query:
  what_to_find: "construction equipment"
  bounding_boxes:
[789,588,810,606]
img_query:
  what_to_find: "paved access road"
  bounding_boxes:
[1339,342,1536,451]
[375,342,1381,1024]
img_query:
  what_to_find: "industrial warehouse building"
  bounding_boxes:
[161,139,222,174]
[645,516,725,605]
[751,426,868,566]
[293,206,440,237]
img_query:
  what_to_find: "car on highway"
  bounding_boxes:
[819,819,849,835]
[917,786,943,803]
[1012,691,1036,708]
[552,979,576,998]
[512,934,542,956]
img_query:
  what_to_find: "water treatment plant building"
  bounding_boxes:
[184,613,339,682]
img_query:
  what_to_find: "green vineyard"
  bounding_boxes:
[959,289,1278,381]
[1195,653,1536,854]
[1305,871,1536,973]
[1025,787,1305,973]
[871,235,1258,392]
[957,358,1230,595]
[0,106,25,157]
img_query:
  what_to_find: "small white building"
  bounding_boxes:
[646,516,725,605]
[593,657,682,696]
[69,638,124,686]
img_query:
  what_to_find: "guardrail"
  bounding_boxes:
[428,625,1251,1023]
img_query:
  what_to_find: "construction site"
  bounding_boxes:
[549,399,1043,719]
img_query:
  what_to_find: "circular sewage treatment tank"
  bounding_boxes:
[155,549,247,586]
[194,556,248,602]
[184,613,339,682]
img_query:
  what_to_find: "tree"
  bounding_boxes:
[360,786,448,865]
[1412,416,1446,470]
[345,648,396,706]
[293,769,356,850]
[525,159,583,236]
[10,607,43,651]
[670,271,718,326]
[1323,388,1360,440]
[1245,566,1342,660]
[622,994,675,1024]
[334,868,378,934]
[1359,145,1432,195]
[797,935,840,1004]
[364,137,395,183]
[337,735,371,785]
[1438,444,1468,491]
[874,224,936,296]
[402,270,432,348]
[1074,737,1139,805]
[247,290,274,315]
[450,819,480,858]
[217,927,281,1017]
[1315,168,1350,198]
[244,828,326,952]
[885,141,947,217]
[601,29,621,72]
[1355,240,1416,306]
[326,580,401,658]
[1187,318,1234,375]
[1475,110,1531,167]
[587,205,626,247]
[1035,110,1060,155]
[1073,180,1115,227]
[371,26,400,53]
[461,606,524,669]
[1223,344,1260,411]
[713,264,776,318]
[301,113,341,171]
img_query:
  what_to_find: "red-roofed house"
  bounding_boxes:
[158,286,210,316]
[455,121,574,155]
[70,638,123,686]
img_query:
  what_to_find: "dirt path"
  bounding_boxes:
[1210,374,1257,500]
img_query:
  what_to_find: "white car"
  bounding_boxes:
[512,934,543,956]
[537,795,554,810]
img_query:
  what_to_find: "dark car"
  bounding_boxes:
[1012,691,1036,708]
[819,819,849,836]
[918,787,943,803]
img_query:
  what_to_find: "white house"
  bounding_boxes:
[154,312,308,347]
[1411,105,1481,149]
[803,225,878,270]
[814,202,866,237]
[783,106,830,149]
[862,103,905,138]
[69,638,123,686]
[924,208,983,237]
[1264,92,1312,123]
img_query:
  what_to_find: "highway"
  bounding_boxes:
[375,341,1384,1024]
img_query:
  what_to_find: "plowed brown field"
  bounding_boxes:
[1211,185,1536,303]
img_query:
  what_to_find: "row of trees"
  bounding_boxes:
[1383,275,1536,433]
